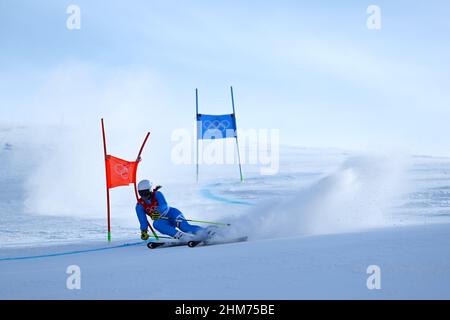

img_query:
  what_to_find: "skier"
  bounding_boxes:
[136,180,207,241]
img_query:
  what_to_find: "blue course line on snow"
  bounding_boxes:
[0,241,147,262]
[200,185,253,206]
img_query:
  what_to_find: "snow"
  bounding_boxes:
[1,223,449,299]
[1,126,450,299]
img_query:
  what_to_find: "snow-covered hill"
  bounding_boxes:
[1,126,450,299]
[1,223,450,299]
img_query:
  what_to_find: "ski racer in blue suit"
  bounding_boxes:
[136,180,206,241]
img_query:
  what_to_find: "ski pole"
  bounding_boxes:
[147,221,159,240]
[159,216,231,226]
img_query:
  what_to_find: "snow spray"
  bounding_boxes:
[228,155,408,239]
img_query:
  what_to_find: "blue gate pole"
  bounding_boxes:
[231,86,244,182]
[196,88,199,183]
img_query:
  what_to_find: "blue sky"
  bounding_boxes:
[1,0,450,155]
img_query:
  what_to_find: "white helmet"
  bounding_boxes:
[138,180,153,192]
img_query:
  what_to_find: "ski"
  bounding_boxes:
[188,236,248,248]
[147,236,248,249]
[146,240,188,249]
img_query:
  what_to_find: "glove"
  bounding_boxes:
[141,230,150,241]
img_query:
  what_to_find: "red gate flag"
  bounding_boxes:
[105,155,138,189]
[101,118,156,242]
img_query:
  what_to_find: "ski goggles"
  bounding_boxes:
[138,189,151,197]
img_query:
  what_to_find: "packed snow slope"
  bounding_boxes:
[1,223,450,299]
[1,126,450,299]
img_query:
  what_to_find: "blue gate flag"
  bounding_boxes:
[197,114,237,140]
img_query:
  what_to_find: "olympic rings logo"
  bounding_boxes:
[114,164,130,180]
[145,205,158,214]
[202,120,231,131]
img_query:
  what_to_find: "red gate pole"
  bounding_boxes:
[101,118,112,242]
[133,132,159,240]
